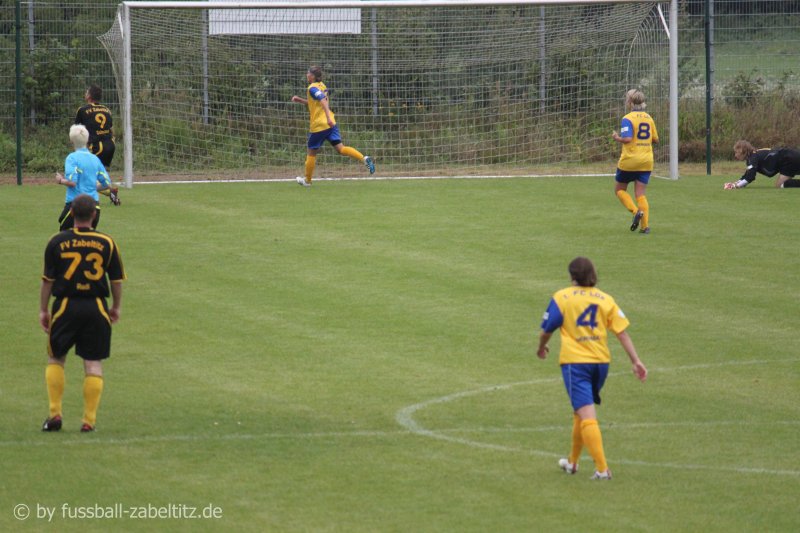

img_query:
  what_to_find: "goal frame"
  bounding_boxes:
[115,0,679,187]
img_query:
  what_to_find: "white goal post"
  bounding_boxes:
[101,0,679,186]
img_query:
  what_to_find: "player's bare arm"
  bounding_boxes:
[612,131,632,144]
[109,281,123,323]
[39,279,54,332]
[55,172,76,187]
[320,98,335,127]
[615,330,647,382]
[537,331,552,359]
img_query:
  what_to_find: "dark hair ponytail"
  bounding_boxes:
[308,66,323,82]
[568,257,597,287]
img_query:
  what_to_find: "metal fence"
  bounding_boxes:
[2,0,799,170]
[2,1,119,126]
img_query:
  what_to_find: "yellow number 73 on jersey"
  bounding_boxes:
[60,252,105,281]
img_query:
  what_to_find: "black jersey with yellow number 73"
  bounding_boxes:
[42,227,126,299]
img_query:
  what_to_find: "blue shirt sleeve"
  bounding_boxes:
[540,298,564,333]
[309,87,327,101]
[96,159,111,189]
[64,154,78,182]
[619,117,634,139]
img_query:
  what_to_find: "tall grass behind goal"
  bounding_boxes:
[100,1,676,185]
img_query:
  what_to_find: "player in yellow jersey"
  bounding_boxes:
[537,257,647,479]
[612,89,658,234]
[290,66,375,187]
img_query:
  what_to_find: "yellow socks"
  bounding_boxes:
[580,418,608,472]
[636,195,650,229]
[82,375,104,427]
[616,190,637,213]
[569,413,583,465]
[46,365,104,428]
[339,146,365,162]
[304,155,316,183]
[45,363,65,418]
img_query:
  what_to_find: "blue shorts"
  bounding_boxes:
[615,169,651,184]
[307,125,342,150]
[561,363,609,411]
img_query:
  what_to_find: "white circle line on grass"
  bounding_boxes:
[395,358,800,477]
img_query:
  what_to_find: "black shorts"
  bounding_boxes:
[48,297,112,360]
[90,139,115,169]
[58,202,101,231]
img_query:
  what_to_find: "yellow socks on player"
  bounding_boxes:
[616,190,637,213]
[82,375,104,427]
[636,195,650,229]
[569,413,583,465]
[304,155,316,183]
[46,365,104,427]
[339,146,365,162]
[46,363,65,418]
[580,418,608,473]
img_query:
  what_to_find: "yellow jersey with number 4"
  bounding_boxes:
[540,286,630,364]
[617,111,658,171]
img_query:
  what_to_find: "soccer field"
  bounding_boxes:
[1,175,798,532]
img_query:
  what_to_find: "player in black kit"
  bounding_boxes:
[75,85,120,205]
[40,194,126,433]
[724,140,800,189]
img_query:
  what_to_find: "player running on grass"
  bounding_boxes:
[290,66,375,187]
[74,84,120,206]
[536,257,647,480]
[612,89,659,234]
[55,125,117,231]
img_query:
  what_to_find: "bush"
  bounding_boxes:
[0,131,16,172]
[22,38,84,123]
[722,71,765,109]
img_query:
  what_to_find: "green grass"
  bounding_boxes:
[1,175,798,532]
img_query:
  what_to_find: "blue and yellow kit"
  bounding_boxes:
[617,111,658,171]
[540,286,630,364]
[306,82,335,133]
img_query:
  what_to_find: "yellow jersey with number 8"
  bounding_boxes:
[617,111,658,171]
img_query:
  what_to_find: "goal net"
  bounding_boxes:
[99,1,675,185]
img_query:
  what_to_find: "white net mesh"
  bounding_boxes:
[99,1,671,182]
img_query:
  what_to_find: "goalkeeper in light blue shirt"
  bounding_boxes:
[55,124,118,230]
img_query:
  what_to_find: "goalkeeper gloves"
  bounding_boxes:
[724,179,748,190]
[109,187,121,206]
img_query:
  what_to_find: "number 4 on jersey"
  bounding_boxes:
[576,304,599,328]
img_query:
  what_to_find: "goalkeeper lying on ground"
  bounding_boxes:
[725,140,800,189]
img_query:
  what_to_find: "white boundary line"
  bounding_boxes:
[131,174,614,185]
[131,172,676,186]
[395,358,800,476]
